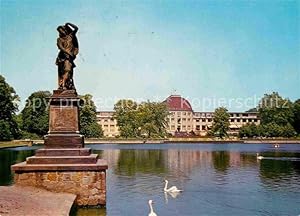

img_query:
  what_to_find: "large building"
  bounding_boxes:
[96,111,120,137]
[97,95,260,137]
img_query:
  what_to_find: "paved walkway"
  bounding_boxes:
[0,185,76,216]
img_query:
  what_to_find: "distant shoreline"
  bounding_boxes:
[1,138,300,149]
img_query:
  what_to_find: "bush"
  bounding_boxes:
[20,130,41,140]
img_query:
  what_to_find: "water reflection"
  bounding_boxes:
[164,191,181,204]
[259,157,300,192]
[212,151,230,172]
[0,149,35,185]
[116,150,168,176]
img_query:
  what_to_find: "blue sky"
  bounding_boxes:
[1,0,299,111]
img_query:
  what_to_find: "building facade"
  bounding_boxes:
[96,111,119,137]
[97,95,260,137]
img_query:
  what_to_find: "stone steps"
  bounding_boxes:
[26,154,98,164]
[36,148,91,156]
[12,159,108,171]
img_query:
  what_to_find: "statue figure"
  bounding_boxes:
[56,23,79,90]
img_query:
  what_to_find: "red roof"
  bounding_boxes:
[164,95,193,112]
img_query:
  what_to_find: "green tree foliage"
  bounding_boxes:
[79,94,103,138]
[258,92,294,126]
[293,99,300,134]
[113,99,169,138]
[211,107,230,139]
[21,91,51,137]
[0,120,13,141]
[239,93,298,138]
[114,99,138,138]
[0,75,20,140]
[138,101,169,138]
[253,92,297,137]
[246,107,258,112]
[239,123,258,138]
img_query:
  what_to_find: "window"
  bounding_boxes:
[237,119,241,122]
[202,125,206,130]
[196,125,200,130]
[230,119,234,122]
[196,119,200,122]
[243,119,247,122]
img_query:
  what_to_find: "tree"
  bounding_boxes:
[79,94,103,138]
[239,123,258,138]
[114,99,139,138]
[21,91,51,137]
[246,107,258,112]
[0,75,20,140]
[279,123,296,137]
[258,92,294,126]
[137,101,169,138]
[113,99,169,138]
[211,107,230,139]
[0,120,13,141]
[293,99,300,134]
[256,92,297,137]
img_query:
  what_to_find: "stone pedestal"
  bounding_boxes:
[44,90,83,148]
[11,90,108,206]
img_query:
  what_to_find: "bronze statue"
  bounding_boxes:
[56,23,79,90]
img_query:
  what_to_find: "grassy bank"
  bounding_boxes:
[0,140,39,149]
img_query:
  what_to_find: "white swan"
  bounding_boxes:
[148,200,157,216]
[164,179,183,193]
[256,153,264,160]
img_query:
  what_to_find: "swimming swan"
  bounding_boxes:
[256,153,264,160]
[164,179,183,193]
[148,200,157,216]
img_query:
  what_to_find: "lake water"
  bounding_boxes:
[1,143,300,216]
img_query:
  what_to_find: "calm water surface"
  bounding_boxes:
[1,143,300,216]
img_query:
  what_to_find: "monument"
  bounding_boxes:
[11,23,108,206]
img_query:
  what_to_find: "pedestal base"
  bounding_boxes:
[11,148,108,206]
[44,133,84,148]
[45,89,84,148]
[13,169,106,206]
